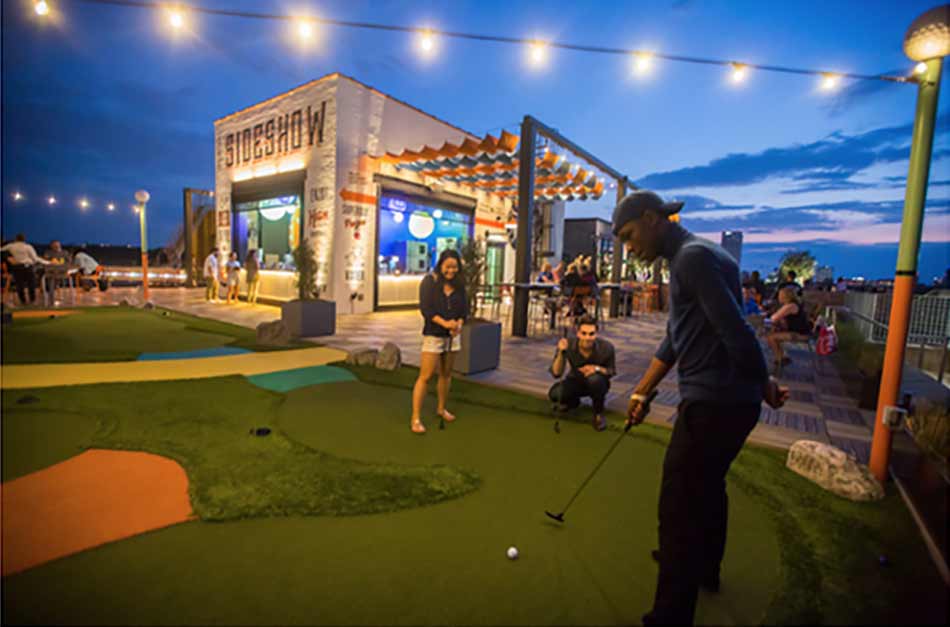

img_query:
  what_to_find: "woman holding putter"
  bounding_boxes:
[410,249,467,434]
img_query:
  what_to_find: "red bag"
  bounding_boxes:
[816,324,838,355]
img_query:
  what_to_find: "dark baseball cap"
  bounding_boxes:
[611,190,684,236]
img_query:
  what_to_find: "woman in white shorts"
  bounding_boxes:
[410,249,467,434]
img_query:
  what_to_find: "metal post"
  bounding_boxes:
[183,188,195,287]
[512,116,536,337]
[870,56,943,484]
[609,177,627,318]
[139,201,150,302]
[938,338,948,384]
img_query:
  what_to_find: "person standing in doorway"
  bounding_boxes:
[410,249,467,434]
[203,247,220,302]
[245,248,261,304]
[612,190,789,626]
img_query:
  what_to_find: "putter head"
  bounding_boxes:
[545,510,565,523]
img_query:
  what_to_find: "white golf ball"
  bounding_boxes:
[506,546,519,560]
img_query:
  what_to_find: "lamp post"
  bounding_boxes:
[134,190,151,302]
[869,5,948,484]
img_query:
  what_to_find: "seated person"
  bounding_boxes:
[537,262,555,284]
[72,248,101,291]
[766,286,812,366]
[43,240,71,299]
[548,316,616,432]
[743,285,763,315]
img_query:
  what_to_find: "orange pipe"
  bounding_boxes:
[869,274,914,482]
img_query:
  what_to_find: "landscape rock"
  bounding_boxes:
[345,347,379,367]
[786,440,884,501]
[374,342,402,371]
[256,320,290,347]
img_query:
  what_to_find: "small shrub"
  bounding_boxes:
[907,401,950,465]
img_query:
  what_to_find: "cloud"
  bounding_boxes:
[634,113,950,192]
[800,208,885,228]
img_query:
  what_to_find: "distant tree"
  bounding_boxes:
[778,250,817,283]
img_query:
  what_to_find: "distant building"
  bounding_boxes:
[720,231,742,264]
[816,265,834,283]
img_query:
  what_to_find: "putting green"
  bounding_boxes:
[1,378,780,625]
[0,307,301,364]
[1,405,100,481]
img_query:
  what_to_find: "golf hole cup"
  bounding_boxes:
[506,546,519,560]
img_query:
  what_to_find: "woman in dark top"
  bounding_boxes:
[411,249,467,434]
[766,286,813,366]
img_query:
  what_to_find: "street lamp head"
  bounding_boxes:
[134,190,150,203]
[904,4,950,62]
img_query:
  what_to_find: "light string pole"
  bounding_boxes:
[134,189,151,302]
[869,5,948,485]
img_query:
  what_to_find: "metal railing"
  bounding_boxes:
[837,305,949,384]
[846,290,950,345]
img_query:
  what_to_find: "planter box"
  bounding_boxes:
[454,319,502,375]
[281,299,335,337]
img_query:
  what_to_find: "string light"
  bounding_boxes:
[417,29,436,57]
[167,6,184,30]
[633,51,653,76]
[528,40,548,67]
[107,203,115,211]
[820,72,840,90]
[22,0,915,89]
[13,192,23,201]
[914,62,927,75]
[34,1,50,16]
[730,63,748,84]
[48,196,57,205]
[296,19,314,40]
[79,198,89,209]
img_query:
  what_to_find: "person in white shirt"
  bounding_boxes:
[203,247,220,302]
[73,249,99,275]
[1,233,48,305]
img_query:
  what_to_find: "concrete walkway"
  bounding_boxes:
[0,346,347,389]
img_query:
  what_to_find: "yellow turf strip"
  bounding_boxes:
[0,346,349,389]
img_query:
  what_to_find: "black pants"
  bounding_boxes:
[10,265,37,305]
[643,400,761,626]
[547,374,610,414]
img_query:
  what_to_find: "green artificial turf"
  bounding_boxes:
[0,306,305,364]
[1,364,946,625]
[1,403,100,481]
[0,377,479,521]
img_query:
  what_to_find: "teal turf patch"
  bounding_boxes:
[246,365,357,392]
[138,346,251,361]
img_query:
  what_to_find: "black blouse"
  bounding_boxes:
[419,273,468,337]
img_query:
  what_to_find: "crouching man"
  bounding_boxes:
[548,316,616,431]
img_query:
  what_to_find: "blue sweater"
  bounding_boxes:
[655,225,769,404]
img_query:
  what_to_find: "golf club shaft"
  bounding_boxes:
[556,428,627,515]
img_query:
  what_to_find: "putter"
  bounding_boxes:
[545,389,657,524]
[439,334,450,429]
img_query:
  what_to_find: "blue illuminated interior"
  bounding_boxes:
[377,192,472,275]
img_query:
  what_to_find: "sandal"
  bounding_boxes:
[411,419,427,434]
[437,409,457,423]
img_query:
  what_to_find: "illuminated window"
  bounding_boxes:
[233,195,301,270]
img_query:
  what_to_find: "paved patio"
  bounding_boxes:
[17,285,933,457]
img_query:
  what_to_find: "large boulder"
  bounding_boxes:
[786,440,884,501]
[256,320,290,347]
[375,342,402,371]
[345,347,378,367]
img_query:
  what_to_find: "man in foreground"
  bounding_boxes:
[548,316,616,432]
[613,190,789,626]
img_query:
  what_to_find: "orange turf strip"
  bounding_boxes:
[11,309,80,319]
[0,449,194,577]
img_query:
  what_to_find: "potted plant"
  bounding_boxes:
[454,237,502,375]
[280,244,335,337]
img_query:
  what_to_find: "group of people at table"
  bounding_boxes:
[1,233,102,306]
